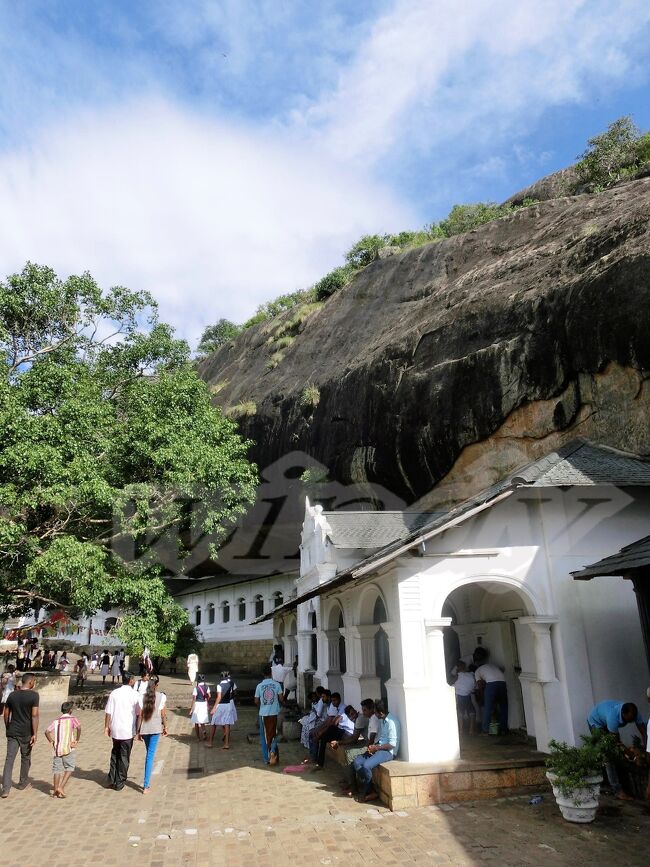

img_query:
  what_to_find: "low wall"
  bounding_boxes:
[199,639,273,674]
[30,672,70,706]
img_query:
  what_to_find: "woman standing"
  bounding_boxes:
[99,650,111,685]
[58,651,69,673]
[137,675,168,794]
[186,652,199,684]
[189,674,210,741]
[110,651,121,684]
[208,671,237,749]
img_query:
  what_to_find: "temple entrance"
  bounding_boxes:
[442,581,532,748]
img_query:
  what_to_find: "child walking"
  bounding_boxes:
[45,701,81,799]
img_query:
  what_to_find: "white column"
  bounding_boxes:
[423,619,460,762]
[518,617,557,683]
[346,625,381,702]
[340,627,362,709]
[517,616,560,752]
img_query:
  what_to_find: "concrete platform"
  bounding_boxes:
[331,732,548,810]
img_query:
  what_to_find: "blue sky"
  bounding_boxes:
[1,0,649,345]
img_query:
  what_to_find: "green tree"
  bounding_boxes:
[0,263,258,655]
[438,202,511,237]
[314,265,355,300]
[197,319,242,355]
[576,116,642,189]
[344,234,389,268]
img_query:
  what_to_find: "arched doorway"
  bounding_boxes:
[372,595,391,702]
[326,602,346,696]
[442,580,535,744]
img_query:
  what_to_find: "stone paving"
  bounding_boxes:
[1,675,649,866]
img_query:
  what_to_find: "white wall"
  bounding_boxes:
[175,574,296,643]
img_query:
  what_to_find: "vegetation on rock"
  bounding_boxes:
[576,115,650,191]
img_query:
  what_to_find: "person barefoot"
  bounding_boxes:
[45,701,81,799]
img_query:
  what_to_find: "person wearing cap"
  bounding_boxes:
[104,672,140,791]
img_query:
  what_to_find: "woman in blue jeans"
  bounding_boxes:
[137,675,168,794]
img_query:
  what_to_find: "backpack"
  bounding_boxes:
[220,678,235,704]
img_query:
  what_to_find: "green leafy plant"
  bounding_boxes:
[314,265,356,300]
[345,234,390,268]
[576,116,648,190]
[0,263,258,654]
[546,731,620,798]
[301,384,320,409]
[196,319,241,355]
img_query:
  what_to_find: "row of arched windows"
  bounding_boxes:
[187,591,284,627]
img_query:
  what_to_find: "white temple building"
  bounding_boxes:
[259,441,650,764]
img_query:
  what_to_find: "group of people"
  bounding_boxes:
[1,668,168,798]
[299,686,400,800]
[450,645,509,736]
[189,671,238,749]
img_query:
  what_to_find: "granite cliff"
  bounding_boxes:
[199,176,650,509]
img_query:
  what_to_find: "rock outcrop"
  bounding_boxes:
[199,177,650,508]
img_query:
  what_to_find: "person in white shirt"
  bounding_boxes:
[474,662,508,735]
[104,672,141,790]
[452,661,476,735]
[313,699,356,769]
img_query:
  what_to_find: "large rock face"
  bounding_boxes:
[199,178,650,508]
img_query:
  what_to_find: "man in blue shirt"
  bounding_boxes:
[587,700,646,800]
[351,699,399,802]
[254,664,284,765]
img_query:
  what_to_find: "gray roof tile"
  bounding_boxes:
[572,535,650,579]
[322,511,437,549]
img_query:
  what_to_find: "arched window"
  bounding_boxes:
[273,591,283,608]
[372,595,387,625]
[309,610,317,630]
[104,617,117,632]
[254,594,264,618]
[309,607,318,669]
[222,600,230,624]
[238,598,246,621]
[194,606,202,627]
[207,603,215,625]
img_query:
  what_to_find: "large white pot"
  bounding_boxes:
[546,771,602,823]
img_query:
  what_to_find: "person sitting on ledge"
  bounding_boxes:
[587,699,647,801]
[351,699,399,802]
[332,700,377,794]
[312,699,355,770]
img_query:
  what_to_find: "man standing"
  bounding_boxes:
[474,660,508,735]
[254,664,283,765]
[587,699,647,800]
[352,700,399,802]
[104,671,140,790]
[1,672,40,797]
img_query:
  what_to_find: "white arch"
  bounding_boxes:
[432,573,544,619]
[325,598,345,630]
[356,582,390,625]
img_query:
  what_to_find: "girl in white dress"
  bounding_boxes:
[186,652,199,683]
[99,651,111,684]
[189,675,210,741]
[207,671,238,749]
[110,652,121,683]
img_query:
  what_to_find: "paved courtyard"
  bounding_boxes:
[1,676,650,866]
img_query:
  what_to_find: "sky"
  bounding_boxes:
[0,0,649,347]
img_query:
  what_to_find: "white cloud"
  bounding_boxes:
[304,0,650,165]
[0,98,415,346]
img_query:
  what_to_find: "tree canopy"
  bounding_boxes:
[197,318,242,355]
[0,264,258,654]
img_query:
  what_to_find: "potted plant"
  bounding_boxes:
[546,731,618,823]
